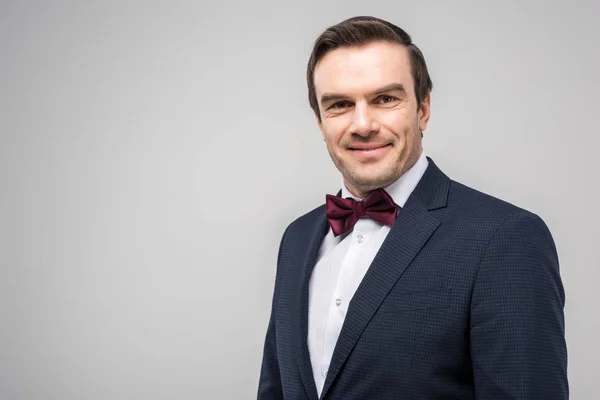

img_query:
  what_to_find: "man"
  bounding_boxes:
[258,16,568,399]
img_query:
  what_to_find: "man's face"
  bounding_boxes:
[313,41,430,197]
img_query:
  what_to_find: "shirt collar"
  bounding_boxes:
[340,151,429,207]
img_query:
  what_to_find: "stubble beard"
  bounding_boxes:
[328,147,404,197]
[329,132,421,197]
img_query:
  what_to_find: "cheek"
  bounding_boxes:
[322,122,347,146]
[382,111,417,139]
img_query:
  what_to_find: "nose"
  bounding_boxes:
[351,101,379,136]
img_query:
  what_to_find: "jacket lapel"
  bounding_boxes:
[293,207,329,400]
[319,158,450,398]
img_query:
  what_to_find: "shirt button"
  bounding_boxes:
[357,234,364,243]
[335,298,342,306]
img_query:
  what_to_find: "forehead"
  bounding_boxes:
[313,41,413,96]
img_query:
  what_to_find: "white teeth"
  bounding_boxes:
[352,145,387,151]
[350,145,388,151]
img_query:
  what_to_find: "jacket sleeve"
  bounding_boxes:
[257,311,283,399]
[257,230,288,400]
[470,211,568,399]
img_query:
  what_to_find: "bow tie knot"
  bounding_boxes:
[325,188,399,237]
[352,199,367,218]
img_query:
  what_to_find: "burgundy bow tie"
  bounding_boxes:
[325,188,399,237]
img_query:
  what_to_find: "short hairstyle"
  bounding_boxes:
[307,16,433,121]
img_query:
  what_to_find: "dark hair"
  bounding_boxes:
[307,16,433,121]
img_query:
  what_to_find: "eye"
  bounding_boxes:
[329,101,350,110]
[377,95,397,104]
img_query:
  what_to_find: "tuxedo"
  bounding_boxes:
[258,158,568,399]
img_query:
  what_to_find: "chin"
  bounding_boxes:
[348,170,398,190]
[353,162,395,179]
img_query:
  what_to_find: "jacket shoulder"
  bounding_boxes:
[282,204,326,237]
[446,179,551,236]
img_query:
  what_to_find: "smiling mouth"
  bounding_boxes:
[348,144,391,151]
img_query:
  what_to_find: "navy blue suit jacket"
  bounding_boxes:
[258,158,568,399]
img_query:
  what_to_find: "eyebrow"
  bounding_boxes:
[320,83,407,106]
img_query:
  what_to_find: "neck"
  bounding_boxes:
[344,184,373,199]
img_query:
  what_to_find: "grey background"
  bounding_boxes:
[1,0,598,399]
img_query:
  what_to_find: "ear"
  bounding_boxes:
[418,93,431,132]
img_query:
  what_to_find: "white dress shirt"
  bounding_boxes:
[307,152,429,396]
